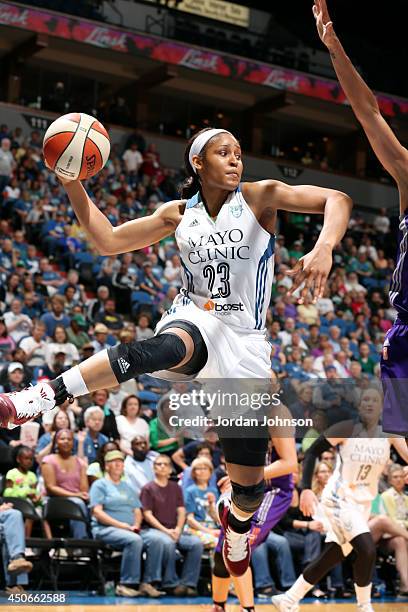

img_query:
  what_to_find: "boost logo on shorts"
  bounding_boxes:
[204,300,244,314]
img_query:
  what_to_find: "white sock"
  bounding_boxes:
[284,575,314,603]
[354,583,371,605]
[61,366,89,397]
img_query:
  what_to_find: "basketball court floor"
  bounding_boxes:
[2,596,407,611]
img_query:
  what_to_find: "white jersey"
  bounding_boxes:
[323,426,391,505]
[172,186,275,332]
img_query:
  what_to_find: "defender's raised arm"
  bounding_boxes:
[313,0,408,207]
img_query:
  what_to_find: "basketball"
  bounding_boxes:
[43,112,110,181]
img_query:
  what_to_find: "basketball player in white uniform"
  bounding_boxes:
[272,387,408,612]
[0,127,352,577]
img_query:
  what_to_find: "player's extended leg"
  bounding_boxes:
[349,532,376,611]
[211,550,255,612]
[212,551,231,612]
[272,542,345,611]
[0,323,205,427]
[272,532,376,612]
[217,435,267,577]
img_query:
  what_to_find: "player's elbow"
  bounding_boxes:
[332,190,353,212]
[290,459,299,474]
[95,240,117,256]
[356,102,381,126]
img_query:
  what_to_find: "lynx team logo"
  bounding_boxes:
[229,203,243,218]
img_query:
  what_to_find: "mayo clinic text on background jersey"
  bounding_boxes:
[171,186,275,332]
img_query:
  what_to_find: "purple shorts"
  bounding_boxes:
[380,321,408,436]
[215,487,293,554]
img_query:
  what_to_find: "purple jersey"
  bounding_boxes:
[265,447,293,493]
[381,324,408,435]
[389,213,408,315]
[380,211,408,435]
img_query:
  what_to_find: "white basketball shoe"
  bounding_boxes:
[271,594,300,612]
[0,383,56,428]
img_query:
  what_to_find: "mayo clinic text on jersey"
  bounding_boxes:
[187,228,250,265]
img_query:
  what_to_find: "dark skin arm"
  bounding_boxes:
[243,180,352,302]
[313,0,408,213]
[61,178,183,256]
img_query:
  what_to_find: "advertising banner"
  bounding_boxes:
[0,2,407,118]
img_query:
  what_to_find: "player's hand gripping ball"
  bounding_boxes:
[43,112,110,181]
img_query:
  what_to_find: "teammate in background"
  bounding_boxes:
[272,387,408,612]
[313,0,408,437]
[0,126,352,577]
[212,433,297,612]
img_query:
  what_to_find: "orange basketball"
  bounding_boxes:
[43,112,110,181]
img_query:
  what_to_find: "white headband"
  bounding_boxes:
[189,129,232,173]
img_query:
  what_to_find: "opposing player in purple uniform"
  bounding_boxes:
[211,436,297,612]
[314,0,408,435]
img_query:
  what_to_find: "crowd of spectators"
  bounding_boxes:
[0,121,407,598]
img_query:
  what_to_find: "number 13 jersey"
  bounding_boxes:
[174,187,275,332]
[323,427,390,505]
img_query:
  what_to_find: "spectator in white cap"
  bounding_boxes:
[4,362,25,393]
[90,449,163,598]
[91,323,110,352]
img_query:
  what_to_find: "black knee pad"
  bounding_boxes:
[158,320,208,375]
[231,479,265,514]
[108,333,186,383]
[213,551,230,579]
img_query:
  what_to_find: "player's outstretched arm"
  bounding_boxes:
[245,179,352,302]
[61,179,181,255]
[313,0,408,190]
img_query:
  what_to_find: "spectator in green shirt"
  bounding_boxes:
[4,445,51,538]
[358,343,376,375]
[288,240,304,261]
[149,395,180,457]
[66,314,91,350]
